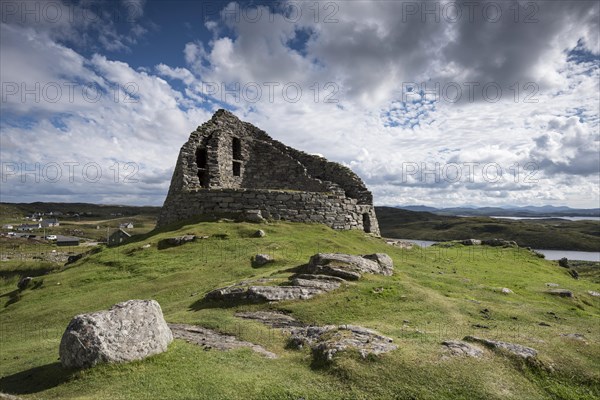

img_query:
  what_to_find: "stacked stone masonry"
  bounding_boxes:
[158,110,380,235]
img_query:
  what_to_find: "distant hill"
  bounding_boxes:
[0,202,161,220]
[394,205,600,217]
[375,206,600,251]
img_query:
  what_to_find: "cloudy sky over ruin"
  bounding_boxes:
[1,0,599,208]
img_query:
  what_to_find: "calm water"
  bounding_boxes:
[489,216,600,221]
[534,249,600,262]
[396,239,600,261]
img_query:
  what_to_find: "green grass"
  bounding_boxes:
[376,207,600,251]
[0,220,599,399]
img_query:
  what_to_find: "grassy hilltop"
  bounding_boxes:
[0,220,599,399]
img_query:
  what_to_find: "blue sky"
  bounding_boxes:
[1,0,599,208]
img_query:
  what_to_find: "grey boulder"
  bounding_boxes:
[157,235,197,249]
[253,254,274,267]
[302,253,394,280]
[59,300,173,368]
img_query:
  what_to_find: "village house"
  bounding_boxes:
[108,229,131,247]
[40,218,60,228]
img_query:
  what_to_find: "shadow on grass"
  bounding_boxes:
[0,267,55,280]
[0,362,74,395]
[2,289,21,307]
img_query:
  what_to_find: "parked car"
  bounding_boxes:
[45,235,57,240]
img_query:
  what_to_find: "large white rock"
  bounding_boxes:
[59,300,173,368]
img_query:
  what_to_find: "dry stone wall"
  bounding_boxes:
[159,188,379,234]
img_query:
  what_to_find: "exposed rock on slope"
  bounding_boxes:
[235,311,304,329]
[289,325,397,361]
[300,253,394,280]
[234,312,397,362]
[463,336,537,360]
[59,300,173,368]
[442,340,484,358]
[169,323,276,359]
[205,253,393,303]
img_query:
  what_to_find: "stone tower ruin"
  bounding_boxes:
[157,109,380,235]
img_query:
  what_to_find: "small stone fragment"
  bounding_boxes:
[17,276,32,290]
[253,254,274,267]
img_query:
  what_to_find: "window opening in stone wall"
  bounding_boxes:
[232,137,242,177]
[363,213,372,233]
[232,137,242,160]
[195,147,209,188]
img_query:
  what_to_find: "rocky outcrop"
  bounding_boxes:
[300,253,394,280]
[481,239,518,247]
[157,235,197,249]
[385,239,414,249]
[65,253,84,265]
[558,257,570,268]
[442,340,484,357]
[290,274,344,291]
[59,300,173,368]
[289,325,397,361]
[234,313,396,362]
[168,323,276,358]
[560,333,587,343]
[205,253,392,303]
[206,284,330,302]
[463,336,537,360]
[461,239,482,246]
[546,289,574,298]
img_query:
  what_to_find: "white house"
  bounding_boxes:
[16,223,41,231]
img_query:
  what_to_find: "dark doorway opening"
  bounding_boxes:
[195,147,208,188]
[362,213,371,233]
